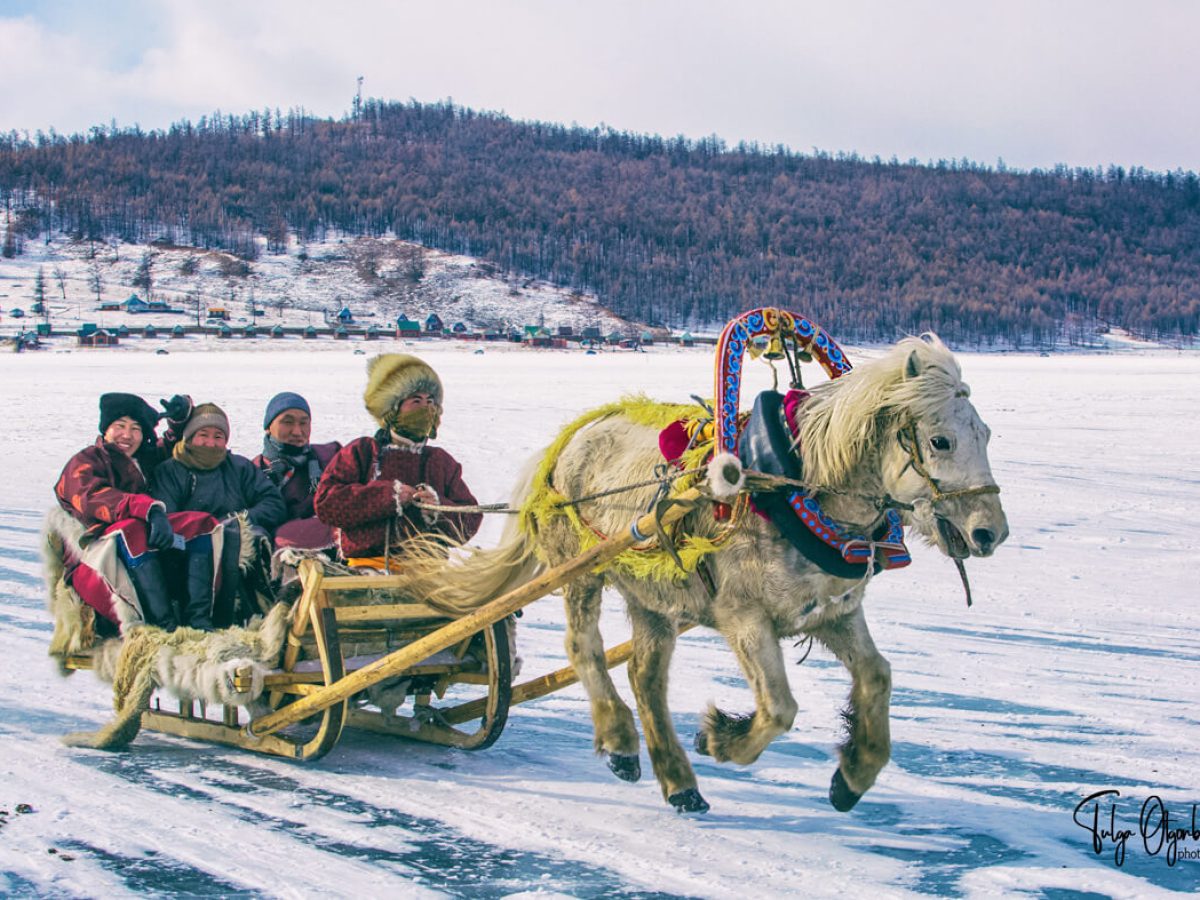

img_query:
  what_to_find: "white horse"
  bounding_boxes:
[412,333,1007,813]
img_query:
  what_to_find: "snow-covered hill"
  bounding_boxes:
[0,232,634,338]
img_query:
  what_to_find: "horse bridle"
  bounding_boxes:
[896,422,1001,506]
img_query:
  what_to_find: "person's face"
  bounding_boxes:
[268,409,311,447]
[103,416,143,457]
[399,393,437,414]
[190,426,228,449]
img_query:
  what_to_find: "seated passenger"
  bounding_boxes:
[52,392,219,634]
[315,354,482,570]
[252,392,341,550]
[152,403,286,628]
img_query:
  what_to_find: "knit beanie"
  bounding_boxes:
[182,403,231,443]
[363,354,443,427]
[263,391,311,430]
[98,393,159,441]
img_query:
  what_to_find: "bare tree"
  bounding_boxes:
[88,262,103,304]
[53,265,68,300]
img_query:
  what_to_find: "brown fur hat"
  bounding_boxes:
[363,354,443,426]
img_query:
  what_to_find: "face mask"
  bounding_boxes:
[388,406,439,442]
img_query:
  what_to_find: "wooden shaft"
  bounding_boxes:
[248,488,702,738]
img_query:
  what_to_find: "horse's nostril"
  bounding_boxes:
[971,528,994,551]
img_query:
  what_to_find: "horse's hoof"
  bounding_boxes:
[829,768,862,812]
[694,730,710,756]
[605,752,641,783]
[669,788,710,814]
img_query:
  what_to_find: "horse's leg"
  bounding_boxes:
[812,605,892,812]
[626,603,708,813]
[696,609,798,767]
[562,575,641,780]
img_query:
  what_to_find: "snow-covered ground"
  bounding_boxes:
[1,344,1198,897]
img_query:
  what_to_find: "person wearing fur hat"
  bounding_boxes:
[315,354,482,568]
[151,402,286,628]
[251,392,342,550]
[52,392,215,633]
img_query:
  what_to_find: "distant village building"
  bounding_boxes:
[171,324,187,339]
[424,313,444,333]
[606,331,623,345]
[679,332,695,347]
[336,305,354,324]
[143,324,158,338]
[365,324,382,340]
[242,324,259,339]
[77,327,118,347]
[396,318,421,336]
[640,331,655,346]
[271,324,286,339]
[334,325,349,341]
[451,322,468,334]
[524,326,553,348]
[206,306,229,320]
[557,325,574,338]
[217,323,233,339]
[582,326,602,340]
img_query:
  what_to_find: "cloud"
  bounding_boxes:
[2,0,1198,172]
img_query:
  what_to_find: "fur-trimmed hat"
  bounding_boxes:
[363,354,443,426]
[182,403,231,442]
[98,393,159,440]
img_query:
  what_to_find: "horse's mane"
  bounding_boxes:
[797,333,966,489]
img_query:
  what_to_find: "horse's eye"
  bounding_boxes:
[930,435,952,452]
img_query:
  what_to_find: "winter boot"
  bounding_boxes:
[182,546,217,631]
[125,556,180,631]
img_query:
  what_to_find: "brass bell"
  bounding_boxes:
[763,333,786,360]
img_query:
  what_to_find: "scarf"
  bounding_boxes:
[172,441,228,471]
[261,435,324,492]
[384,406,439,442]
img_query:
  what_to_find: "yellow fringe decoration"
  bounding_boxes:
[518,394,733,583]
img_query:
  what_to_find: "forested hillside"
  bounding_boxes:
[2,100,1198,344]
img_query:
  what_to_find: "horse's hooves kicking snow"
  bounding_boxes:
[669,788,710,814]
[829,768,862,812]
[604,752,641,782]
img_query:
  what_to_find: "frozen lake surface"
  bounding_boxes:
[1,344,1198,897]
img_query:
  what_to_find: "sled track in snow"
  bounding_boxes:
[3,506,1200,896]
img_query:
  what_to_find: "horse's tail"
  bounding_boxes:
[405,460,546,617]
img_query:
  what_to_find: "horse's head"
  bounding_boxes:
[799,334,1008,560]
[884,337,1008,559]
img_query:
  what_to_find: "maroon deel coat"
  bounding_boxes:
[55,438,161,537]
[314,436,482,559]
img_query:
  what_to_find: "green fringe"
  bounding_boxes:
[519,395,725,583]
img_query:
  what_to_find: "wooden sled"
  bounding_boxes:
[62,489,702,762]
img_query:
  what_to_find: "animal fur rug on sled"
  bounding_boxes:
[60,603,291,751]
[42,507,291,750]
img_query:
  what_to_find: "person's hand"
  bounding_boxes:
[412,485,438,507]
[146,506,176,551]
[393,481,416,507]
[159,394,193,425]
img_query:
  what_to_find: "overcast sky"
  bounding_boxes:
[1,0,1196,173]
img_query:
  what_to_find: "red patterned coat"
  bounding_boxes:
[55,439,163,537]
[314,436,482,559]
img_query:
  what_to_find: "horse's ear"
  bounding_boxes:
[904,349,922,379]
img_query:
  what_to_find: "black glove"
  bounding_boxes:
[146,506,176,551]
[159,394,193,424]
